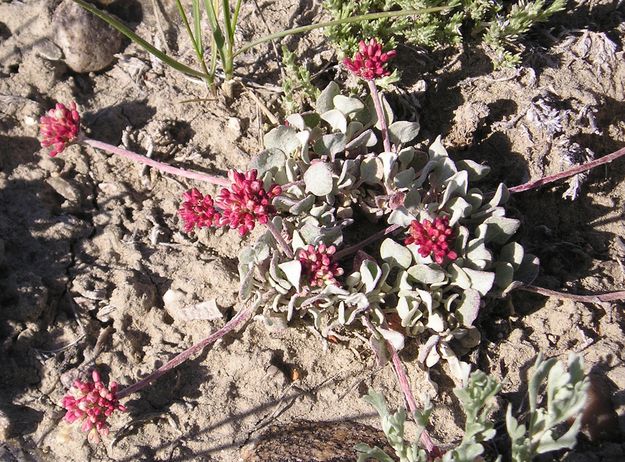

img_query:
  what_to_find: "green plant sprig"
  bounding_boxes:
[71,0,450,89]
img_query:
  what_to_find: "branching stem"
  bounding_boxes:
[335,224,400,260]
[509,146,625,193]
[117,302,257,399]
[519,285,625,303]
[368,80,392,153]
[82,138,230,187]
[265,220,294,258]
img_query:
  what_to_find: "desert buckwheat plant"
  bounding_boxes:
[39,35,625,458]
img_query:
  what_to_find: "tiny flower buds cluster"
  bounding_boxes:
[343,38,397,81]
[39,102,81,157]
[61,370,126,443]
[405,216,458,264]
[179,188,220,232]
[179,169,281,237]
[297,243,344,288]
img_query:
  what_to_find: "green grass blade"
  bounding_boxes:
[221,0,234,41]
[232,0,243,32]
[234,6,451,57]
[192,0,204,55]
[176,0,202,57]
[202,0,227,56]
[72,0,206,79]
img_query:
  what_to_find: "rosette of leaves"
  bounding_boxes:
[238,82,538,381]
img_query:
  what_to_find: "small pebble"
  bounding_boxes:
[52,0,123,73]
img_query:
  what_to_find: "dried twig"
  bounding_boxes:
[519,284,625,303]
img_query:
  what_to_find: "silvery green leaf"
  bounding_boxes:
[408,264,445,284]
[515,253,540,284]
[378,326,405,350]
[466,189,484,210]
[313,133,346,157]
[285,113,306,130]
[361,260,382,293]
[321,109,348,133]
[345,128,377,150]
[456,289,481,327]
[291,230,306,252]
[457,159,491,181]
[427,311,446,332]
[398,146,415,166]
[447,196,472,226]
[355,444,395,462]
[278,260,301,290]
[289,194,315,214]
[316,81,340,114]
[464,268,495,296]
[304,162,334,196]
[489,183,510,207]
[394,167,416,188]
[297,131,311,163]
[250,148,287,176]
[482,216,521,244]
[403,189,421,209]
[466,239,492,263]
[333,94,365,115]
[441,170,469,208]
[346,121,364,141]
[494,262,515,289]
[360,157,384,184]
[449,264,471,289]
[263,125,301,155]
[397,296,421,326]
[302,111,321,128]
[428,135,449,160]
[416,289,434,316]
[238,266,255,300]
[500,242,525,269]
[413,160,439,188]
[239,247,255,266]
[388,208,415,227]
[380,238,413,269]
[388,120,420,145]
[379,151,398,180]
[424,342,441,367]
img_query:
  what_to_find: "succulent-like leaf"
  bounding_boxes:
[304,162,334,196]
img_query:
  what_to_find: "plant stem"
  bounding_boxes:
[233,7,450,57]
[82,138,230,187]
[117,302,256,399]
[519,285,625,303]
[334,224,400,260]
[265,220,294,258]
[509,146,625,193]
[388,344,440,457]
[368,80,391,153]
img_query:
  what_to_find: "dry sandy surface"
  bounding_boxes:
[1,0,624,460]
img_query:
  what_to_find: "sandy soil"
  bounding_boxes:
[1,0,624,460]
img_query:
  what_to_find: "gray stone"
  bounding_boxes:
[53,0,123,73]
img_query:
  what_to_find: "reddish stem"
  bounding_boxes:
[388,344,440,457]
[117,303,256,399]
[82,138,230,187]
[334,224,400,260]
[264,220,294,258]
[519,285,625,303]
[368,80,392,153]
[509,146,625,193]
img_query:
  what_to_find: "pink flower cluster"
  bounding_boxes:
[39,102,81,157]
[179,169,282,236]
[343,38,397,81]
[297,243,344,288]
[61,370,126,442]
[405,216,458,265]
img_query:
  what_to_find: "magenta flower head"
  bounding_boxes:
[343,38,397,81]
[179,188,221,233]
[39,102,81,157]
[405,216,458,265]
[297,243,344,288]
[216,169,282,236]
[61,369,126,443]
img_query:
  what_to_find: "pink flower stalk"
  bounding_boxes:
[61,369,126,443]
[297,243,344,288]
[343,38,397,81]
[178,188,220,232]
[405,216,458,265]
[39,102,81,157]
[179,169,281,237]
